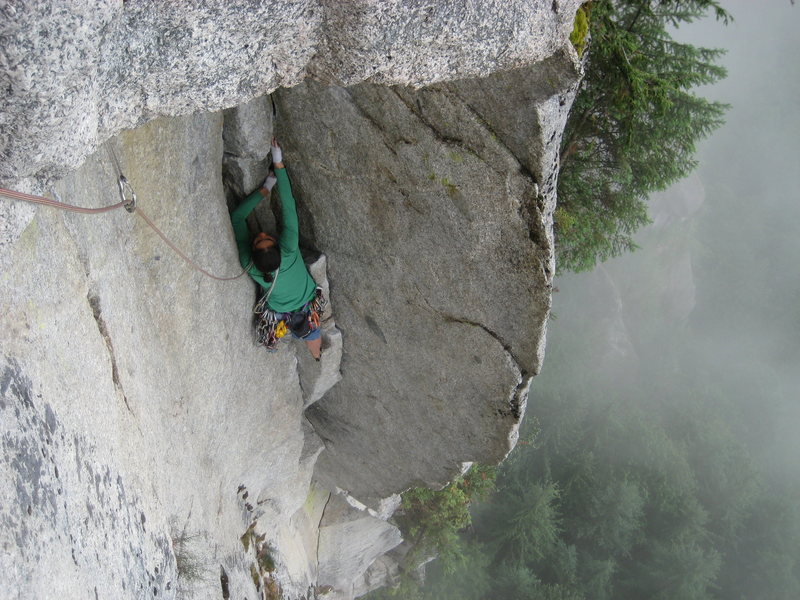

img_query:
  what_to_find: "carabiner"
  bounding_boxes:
[117,175,137,213]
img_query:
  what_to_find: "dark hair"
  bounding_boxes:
[252,247,281,279]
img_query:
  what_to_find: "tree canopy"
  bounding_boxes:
[556,0,730,272]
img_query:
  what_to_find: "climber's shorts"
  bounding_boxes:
[296,325,321,341]
[286,309,320,340]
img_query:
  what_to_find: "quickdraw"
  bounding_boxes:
[306,288,327,330]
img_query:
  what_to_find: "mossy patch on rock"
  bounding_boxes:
[570,4,591,57]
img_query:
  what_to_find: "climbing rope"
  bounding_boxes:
[0,185,129,214]
[0,156,249,282]
[134,205,249,282]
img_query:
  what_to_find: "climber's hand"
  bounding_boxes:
[271,138,283,166]
[262,171,277,195]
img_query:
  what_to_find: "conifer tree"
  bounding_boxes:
[556,0,730,272]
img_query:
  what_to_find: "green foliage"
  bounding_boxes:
[396,465,496,573]
[363,467,497,600]
[570,5,590,57]
[493,564,542,599]
[491,563,586,600]
[401,484,470,540]
[417,542,493,600]
[556,0,730,272]
[575,478,645,556]
[173,532,206,582]
[476,481,561,566]
[366,577,425,600]
[627,535,722,600]
[716,495,800,599]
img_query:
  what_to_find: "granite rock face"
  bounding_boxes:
[0,108,344,599]
[0,66,581,600]
[275,50,580,504]
[316,494,404,599]
[0,0,583,184]
[0,112,319,598]
[1,1,584,598]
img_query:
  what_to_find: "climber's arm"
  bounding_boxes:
[230,187,266,268]
[266,138,300,254]
[275,167,300,254]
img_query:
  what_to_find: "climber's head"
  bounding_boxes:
[252,233,281,274]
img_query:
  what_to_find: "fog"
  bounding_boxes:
[548,0,800,485]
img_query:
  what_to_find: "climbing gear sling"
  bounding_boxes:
[254,287,326,351]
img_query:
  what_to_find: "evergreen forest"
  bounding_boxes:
[556,0,729,272]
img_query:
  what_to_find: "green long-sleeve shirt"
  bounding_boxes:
[230,168,317,313]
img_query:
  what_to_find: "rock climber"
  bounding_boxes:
[230,138,325,359]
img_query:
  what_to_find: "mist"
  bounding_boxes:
[547,0,800,490]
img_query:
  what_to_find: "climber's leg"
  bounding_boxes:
[305,336,322,360]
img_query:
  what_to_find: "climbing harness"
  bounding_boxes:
[254,287,327,351]
[0,144,249,282]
